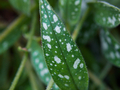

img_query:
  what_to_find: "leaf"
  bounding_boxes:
[39,0,89,89]
[100,29,120,67]
[88,1,120,28]
[0,29,21,54]
[99,0,120,8]
[30,40,59,89]
[59,0,82,25]
[77,13,98,44]
[9,0,30,15]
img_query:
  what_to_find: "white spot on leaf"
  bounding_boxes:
[53,14,58,22]
[64,75,69,80]
[80,63,84,68]
[43,35,51,42]
[40,68,49,76]
[75,0,80,5]
[73,58,80,69]
[108,16,116,25]
[78,76,81,80]
[54,26,61,33]
[35,58,39,63]
[66,43,72,52]
[43,23,48,30]
[58,74,63,78]
[54,56,61,64]
[65,84,68,86]
[47,5,51,10]
[47,44,51,49]
[39,63,43,69]
[46,53,49,56]
[33,51,38,56]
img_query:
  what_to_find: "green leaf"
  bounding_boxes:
[9,0,30,15]
[59,0,82,25]
[39,0,89,89]
[99,0,120,8]
[77,13,98,44]
[88,1,120,28]
[30,40,59,89]
[100,29,120,67]
[0,29,21,54]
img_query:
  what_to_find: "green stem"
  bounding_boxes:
[0,14,25,42]
[72,8,90,41]
[99,62,112,80]
[0,5,37,43]
[9,11,37,90]
[26,60,39,90]
[26,11,37,49]
[46,78,54,90]
[9,53,28,90]
[66,22,71,32]
[88,70,111,90]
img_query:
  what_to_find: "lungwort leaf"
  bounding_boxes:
[88,1,120,28]
[30,40,59,89]
[39,0,88,89]
[59,0,82,25]
[9,0,30,15]
[100,29,120,67]
[0,29,21,54]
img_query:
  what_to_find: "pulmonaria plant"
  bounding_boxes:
[39,0,88,89]
[0,0,120,90]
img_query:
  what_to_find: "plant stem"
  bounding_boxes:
[88,70,111,90]
[0,14,25,42]
[26,60,39,90]
[25,12,39,90]
[9,11,37,90]
[72,8,90,41]
[26,11,37,49]
[99,62,112,80]
[66,22,70,32]
[0,5,37,43]
[9,53,28,90]
[46,78,54,90]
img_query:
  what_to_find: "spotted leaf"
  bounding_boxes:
[39,0,89,90]
[59,0,82,25]
[100,29,120,67]
[9,0,30,15]
[88,1,120,28]
[0,29,21,54]
[30,40,59,89]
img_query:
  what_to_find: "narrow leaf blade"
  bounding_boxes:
[88,1,120,28]
[100,29,120,67]
[59,0,82,25]
[39,0,88,89]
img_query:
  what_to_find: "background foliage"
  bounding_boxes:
[0,0,120,90]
